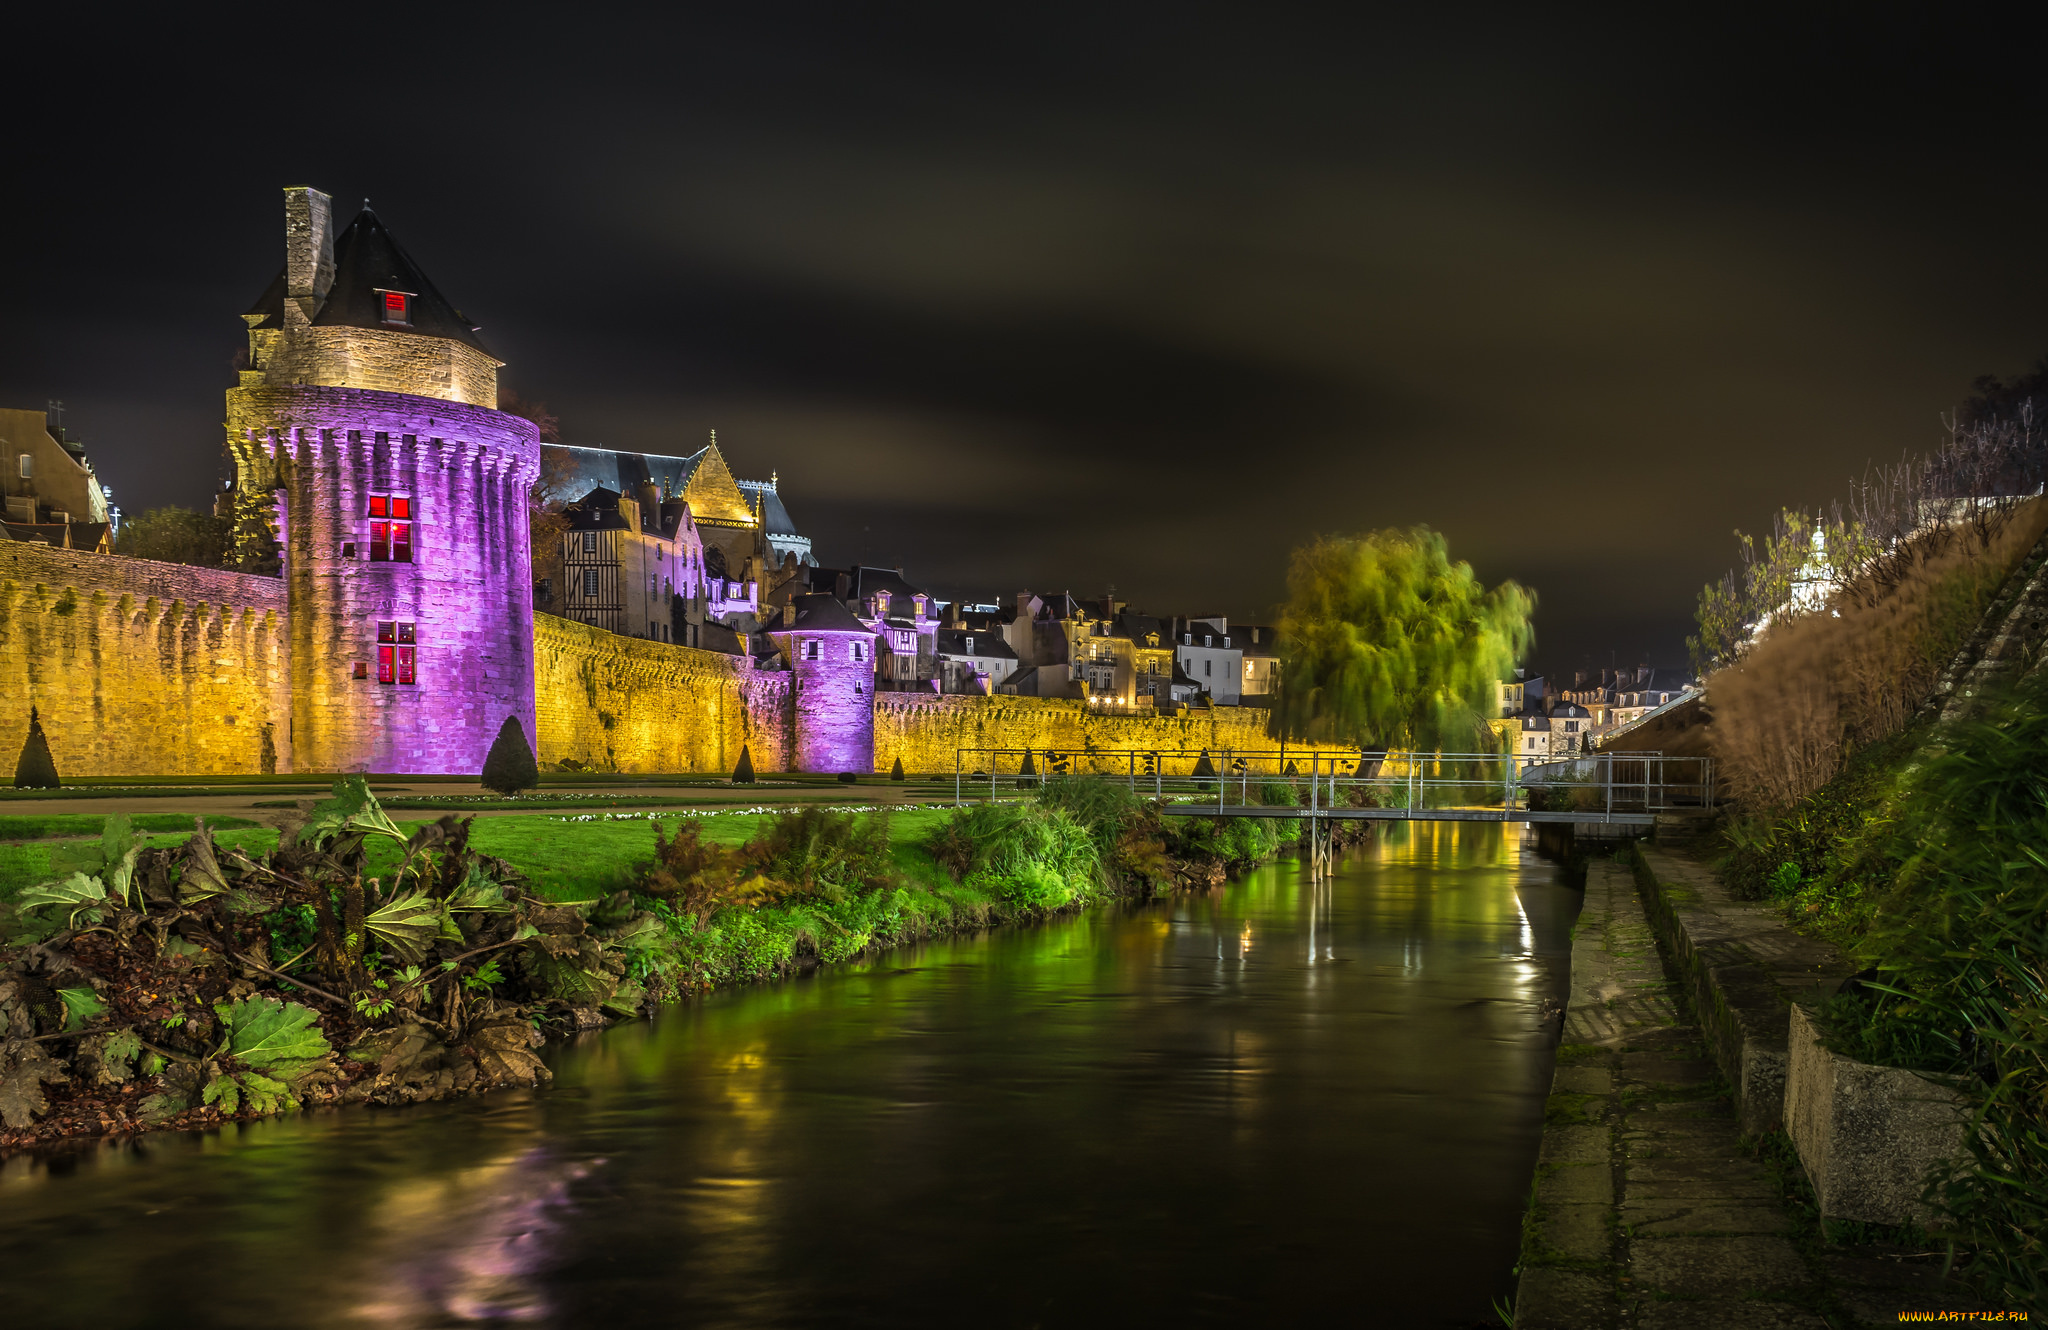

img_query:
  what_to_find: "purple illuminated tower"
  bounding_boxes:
[769,594,878,773]
[225,187,541,773]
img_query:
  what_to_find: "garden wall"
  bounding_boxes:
[873,695,1355,774]
[0,541,291,776]
[532,613,791,774]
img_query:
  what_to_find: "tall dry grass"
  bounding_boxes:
[1708,499,2048,812]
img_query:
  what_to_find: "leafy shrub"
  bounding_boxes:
[1257,782,1298,807]
[641,821,779,923]
[743,806,892,901]
[925,802,1100,910]
[1801,677,2048,1311]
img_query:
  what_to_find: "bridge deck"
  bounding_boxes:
[1154,805,1658,825]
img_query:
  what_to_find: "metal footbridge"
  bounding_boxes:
[948,746,1712,828]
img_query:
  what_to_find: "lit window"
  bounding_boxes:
[366,495,413,562]
[582,529,598,553]
[583,568,601,598]
[380,291,411,325]
[375,621,419,685]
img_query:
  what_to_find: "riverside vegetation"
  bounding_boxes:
[1695,399,2048,1314]
[0,775,1298,1152]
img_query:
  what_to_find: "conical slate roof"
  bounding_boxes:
[310,207,492,355]
[243,266,287,328]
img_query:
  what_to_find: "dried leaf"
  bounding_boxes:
[177,823,232,903]
[0,1040,70,1129]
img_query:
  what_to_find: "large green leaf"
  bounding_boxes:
[446,864,515,914]
[58,986,104,1032]
[364,889,446,963]
[300,775,405,848]
[216,996,332,1085]
[14,872,110,921]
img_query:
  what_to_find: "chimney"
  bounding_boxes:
[282,187,335,326]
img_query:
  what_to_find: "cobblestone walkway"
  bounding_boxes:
[1515,859,1984,1329]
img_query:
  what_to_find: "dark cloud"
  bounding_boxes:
[6,4,2047,672]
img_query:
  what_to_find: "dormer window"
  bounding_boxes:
[378,290,412,326]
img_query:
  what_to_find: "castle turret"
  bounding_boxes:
[227,187,540,773]
[769,594,877,773]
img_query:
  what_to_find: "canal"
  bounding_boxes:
[0,823,1579,1328]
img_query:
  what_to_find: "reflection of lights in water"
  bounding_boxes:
[346,1147,595,1326]
[1239,920,1253,960]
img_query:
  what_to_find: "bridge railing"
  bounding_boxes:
[947,747,1713,822]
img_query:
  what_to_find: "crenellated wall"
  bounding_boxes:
[873,695,1356,775]
[0,542,291,776]
[533,613,790,774]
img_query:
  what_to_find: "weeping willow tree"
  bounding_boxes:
[1270,527,1535,752]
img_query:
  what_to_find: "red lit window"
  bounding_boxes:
[374,621,419,685]
[366,495,414,562]
[381,291,410,324]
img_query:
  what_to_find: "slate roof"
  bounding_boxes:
[936,628,1018,660]
[310,208,493,355]
[736,480,799,537]
[780,593,874,635]
[243,267,288,328]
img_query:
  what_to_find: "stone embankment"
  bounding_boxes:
[1515,851,1989,1328]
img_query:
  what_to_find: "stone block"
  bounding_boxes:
[1539,1124,1611,1165]
[1783,1005,1968,1226]
[1541,1162,1613,1204]
[1553,1065,1613,1095]
[1636,1302,1827,1330]
[1532,1203,1611,1263]
[1513,1267,1617,1330]
[1620,1201,1791,1235]
[1630,1235,1810,1296]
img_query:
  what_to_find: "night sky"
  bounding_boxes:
[7,7,2046,674]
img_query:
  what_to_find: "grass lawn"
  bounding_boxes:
[0,807,957,903]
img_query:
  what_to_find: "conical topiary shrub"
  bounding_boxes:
[732,745,756,783]
[13,706,59,789]
[1019,749,1037,779]
[480,715,539,795]
[1192,751,1217,789]
[890,756,905,782]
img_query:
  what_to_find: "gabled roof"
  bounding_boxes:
[542,439,759,528]
[778,593,873,635]
[848,566,928,604]
[310,207,493,355]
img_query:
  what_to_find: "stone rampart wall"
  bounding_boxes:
[0,542,291,776]
[873,695,1356,774]
[533,614,790,773]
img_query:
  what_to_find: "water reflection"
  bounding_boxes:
[0,824,1577,1329]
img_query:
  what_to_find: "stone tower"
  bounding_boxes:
[226,187,541,773]
[769,593,877,773]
